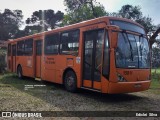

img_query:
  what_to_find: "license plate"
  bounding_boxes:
[134,84,142,88]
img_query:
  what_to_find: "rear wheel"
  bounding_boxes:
[64,71,77,92]
[17,66,23,79]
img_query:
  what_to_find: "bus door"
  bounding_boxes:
[12,44,16,72]
[35,40,42,78]
[82,29,104,90]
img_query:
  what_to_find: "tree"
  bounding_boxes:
[64,0,103,17]
[0,50,6,73]
[63,0,107,25]
[149,27,160,46]
[152,44,160,68]
[118,5,155,34]
[15,25,43,38]
[119,5,142,20]
[26,9,64,31]
[136,16,154,34]
[0,9,23,40]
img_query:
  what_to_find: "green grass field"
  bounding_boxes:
[149,68,160,94]
[0,73,55,95]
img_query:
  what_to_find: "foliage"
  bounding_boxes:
[64,0,98,14]
[119,5,142,20]
[151,68,160,94]
[63,0,107,25]
[152,46,160,68]
[0,3,157,48]
[26,9,64,31]
[118,5,155,34]
[0,49,7,73]
[151,68,160,89]
[149,26,160,46]
[136,16,155,34]
[15,25,43,38]
[64,0,86,11]
[0,9,23,40]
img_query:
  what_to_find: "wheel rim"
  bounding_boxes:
[18,68,21,78]
[66,75,74,87]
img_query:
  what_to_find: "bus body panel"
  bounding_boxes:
[101,76,109,93]
[116,69,150,82]
[11,44,16,72]
[7,56,12,72]
[16,56,34,78]
[35,55,41,78]
[108,80,151,94]
[43,55,56,82]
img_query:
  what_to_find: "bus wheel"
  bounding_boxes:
[17,66,23,79]
[64,71,77,92]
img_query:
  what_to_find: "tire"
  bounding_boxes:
[17,66,23,79]
[64,71,77,92]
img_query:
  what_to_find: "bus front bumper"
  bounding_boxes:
[108,80,151,94]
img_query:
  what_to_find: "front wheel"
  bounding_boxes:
[17,66,23,79]
[64,71,77,92]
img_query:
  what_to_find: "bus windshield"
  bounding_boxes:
[115,32,150,69]
[110,20,145,34]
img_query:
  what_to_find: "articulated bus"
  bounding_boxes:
[7,16,151,94]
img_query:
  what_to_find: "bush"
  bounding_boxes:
[0,49,7,73]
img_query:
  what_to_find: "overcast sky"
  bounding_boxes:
[0,0,159,25]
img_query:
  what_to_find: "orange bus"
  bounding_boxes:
[7,16,151,94]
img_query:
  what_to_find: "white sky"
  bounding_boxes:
[0,0,159,26]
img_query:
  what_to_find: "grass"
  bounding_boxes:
[0,72,159,112]
[149,68,160,94]
[0,73,62,111]
[0,73,57,95]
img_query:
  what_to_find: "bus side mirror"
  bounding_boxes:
[106,25,120,48]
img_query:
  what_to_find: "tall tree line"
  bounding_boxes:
[0,0,159,46]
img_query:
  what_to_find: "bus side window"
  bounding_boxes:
[36,41,42,55]
[17,41,25,56]
[12,45,16,56]
[60,30,79,55]
[25,39,33,56]
[102,32,110,79]
[45,33,59,55]
[8,44,11,56]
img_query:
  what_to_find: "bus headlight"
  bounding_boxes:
[117,73,127,82]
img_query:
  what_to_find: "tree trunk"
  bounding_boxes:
[89,0,98,18]
[149,27,160,46]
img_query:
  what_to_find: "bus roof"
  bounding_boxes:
[8,16,144,43]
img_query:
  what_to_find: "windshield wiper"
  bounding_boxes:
[122,33,134,61]
[139,37,143,61]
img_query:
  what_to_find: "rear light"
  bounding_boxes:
[117,73,127,82]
